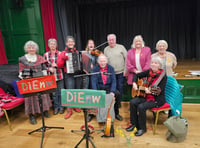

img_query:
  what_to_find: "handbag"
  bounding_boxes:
[164,116,188,143]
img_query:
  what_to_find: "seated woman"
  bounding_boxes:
[18,41,52,125]
[126,57,167,136]
[88,54,123,122]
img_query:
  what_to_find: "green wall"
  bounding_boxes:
[0,0,45,64]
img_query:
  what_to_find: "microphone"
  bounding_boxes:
[102,72,112,75]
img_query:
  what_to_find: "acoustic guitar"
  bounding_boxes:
[132,79,161,98]
[104,96,115,136]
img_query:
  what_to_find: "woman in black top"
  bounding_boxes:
[126,57,167,136]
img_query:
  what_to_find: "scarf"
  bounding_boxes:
[146,69,163,101]
[147,69,162,87]
[64,47,78,53]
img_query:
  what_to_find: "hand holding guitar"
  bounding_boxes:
[132,79,161,98]
[145,87,151,94]
[132,82,138,90]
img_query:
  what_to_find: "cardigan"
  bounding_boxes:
[151,51,177,76]
[126,47,151,85]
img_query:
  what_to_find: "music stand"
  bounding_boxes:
[17,75,64,148]
[61,89,106,148]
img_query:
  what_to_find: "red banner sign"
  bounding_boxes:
[17,75,57,94]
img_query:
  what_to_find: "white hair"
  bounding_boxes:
[24,41,39,53]
[151,56,163,69]
[156,40,168,50]
[66,36,75,42]
[48,38,57,46]
[131,35,145,48]
[97,54,108,64]
[107,34,116,41]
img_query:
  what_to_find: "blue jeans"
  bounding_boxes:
[53,79,64,110]
[116,73,124,102]
[64,73,82,89]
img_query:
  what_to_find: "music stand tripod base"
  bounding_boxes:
[73,109,96,148]
[28,93,64,148]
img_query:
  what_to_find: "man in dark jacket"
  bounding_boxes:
[90,54,123,121]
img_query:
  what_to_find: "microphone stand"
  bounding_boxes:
[74,72,112,78]
[94,41,108,50]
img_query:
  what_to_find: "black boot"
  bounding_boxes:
[87,114,93,122]
[29,114,37,125]
[44,111,50,118]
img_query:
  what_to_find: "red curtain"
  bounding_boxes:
[40,0,57,51]
[0,30,8,65]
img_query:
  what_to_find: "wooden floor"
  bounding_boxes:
[0,103,200,148]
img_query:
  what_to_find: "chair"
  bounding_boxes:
[151,76,183,135]
[151,102,170,134]
[0,88,24,131]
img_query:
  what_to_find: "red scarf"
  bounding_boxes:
[146,69,163,101]
[64,47,78,53]
[147,69,162,87]
[100,65,107,85]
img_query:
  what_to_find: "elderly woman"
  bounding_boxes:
[126,57,167,136]
[151,40,177,76]
[126,35,151,86]
[43,38,64,115]
[57,36,81,119]
[18,41,52,124]
[88,54,122,122]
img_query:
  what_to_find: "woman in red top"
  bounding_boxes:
[57,36,81,119]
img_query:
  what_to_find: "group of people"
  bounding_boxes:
[18,33,177,137]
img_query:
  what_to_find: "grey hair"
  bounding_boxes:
[24,40,39,53]
[107,34,116,41]
[156,40,168,50]
[151,56,163,69]
[97,54,108,64]
[66,36,75,42]
[48,38,57,46]
[131,35,145,48]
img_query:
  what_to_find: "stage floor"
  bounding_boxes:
[0,102,199,148]
[175,59,200,79]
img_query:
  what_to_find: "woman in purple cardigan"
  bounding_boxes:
[126,35,151,85]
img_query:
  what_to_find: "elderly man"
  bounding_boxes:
[90,54,123,121]
[104,34,127,109]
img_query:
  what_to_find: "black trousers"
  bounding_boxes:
[130,97,157,130]
[114,90,120,116]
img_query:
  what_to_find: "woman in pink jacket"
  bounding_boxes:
[126,35,151,85]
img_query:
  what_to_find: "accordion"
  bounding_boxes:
[22,68,33,78]
[65,52,92,74]
[65,52,82,74]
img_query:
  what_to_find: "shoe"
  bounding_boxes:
[115,114,123,121]
[126,124,136,132]
[59,108,65,114]
[29,114,37,125]
[53,109,59,115]
[44,111,50,118]
[87,114,93,122]
[135,129,146,136]
[64,109,73,119]
[73,108,81,113]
